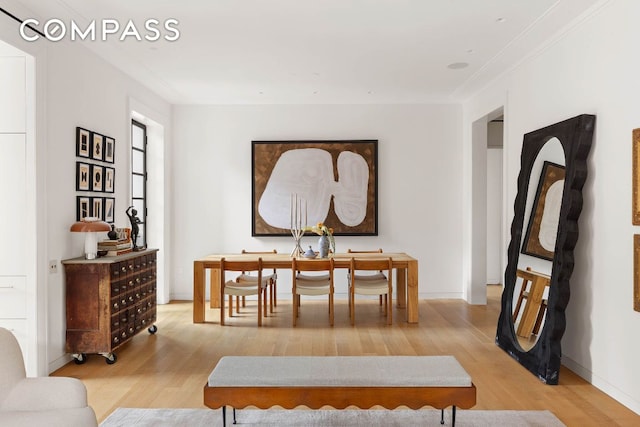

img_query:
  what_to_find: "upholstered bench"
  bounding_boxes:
[204,355,476,426]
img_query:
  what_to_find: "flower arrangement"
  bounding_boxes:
[305,222,335,254]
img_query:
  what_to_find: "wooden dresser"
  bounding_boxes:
[62,249,158,364]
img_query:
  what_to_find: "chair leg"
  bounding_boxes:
[379,295,383,306]
[257,288,262,327]
[235,296,240,314]
[329,293,334,326]
[273,280,277,307]
[387,293,393,325]
[263,286,268,318]
[292,292,297,326]
[533,301,547,335]
[229,295,233,317]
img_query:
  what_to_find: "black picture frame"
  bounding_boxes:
[76,162,91,191]
[91,132,104,161]
[91,197,104,220]
[104,136,115,163]
[76,127,91,158]
[104,197,115,223]
[91,164,104,192]
[251,140,378,236]
[76,196,90,221]
[104,167,115,193]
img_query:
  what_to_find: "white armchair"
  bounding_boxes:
[0,327,97,427]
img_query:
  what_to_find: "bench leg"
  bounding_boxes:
[222,406,226,426]
[233,407,237,424]
[440,406,457,426]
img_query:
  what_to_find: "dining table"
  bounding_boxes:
[193,252,419,323]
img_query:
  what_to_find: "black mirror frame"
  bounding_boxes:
[496,114,595,384]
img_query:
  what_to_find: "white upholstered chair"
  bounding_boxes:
[348,257,394,325]
[237,249,278,313]
[220,257,265,326]
[0,327,97,427]
[292,258,335,326]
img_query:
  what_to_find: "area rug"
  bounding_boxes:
[100,407,565,426]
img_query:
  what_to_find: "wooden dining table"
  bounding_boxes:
[193,252,419,323]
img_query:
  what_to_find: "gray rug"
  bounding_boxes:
[100,407,565,426]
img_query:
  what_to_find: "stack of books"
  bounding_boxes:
[98,239,133,256]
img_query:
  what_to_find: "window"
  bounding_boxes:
[131,120,147,247]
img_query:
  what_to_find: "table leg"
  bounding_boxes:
[193,261,206,323]
[395,268,407,309]
[407,259,419,323]
[210,268,221,309]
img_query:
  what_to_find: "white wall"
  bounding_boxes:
[171,104,463,300]
[0,1,172,373]
[486,148,502,284]
[464,0,640,414]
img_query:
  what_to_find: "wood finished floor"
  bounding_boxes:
[53,286,639,426]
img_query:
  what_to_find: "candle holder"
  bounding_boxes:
[290,193,307,258]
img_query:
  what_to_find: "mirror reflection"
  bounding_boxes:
[511,137,565,351]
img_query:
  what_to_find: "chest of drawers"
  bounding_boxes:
[62,249,158,364]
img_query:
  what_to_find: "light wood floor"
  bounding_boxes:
[53,286,639,426]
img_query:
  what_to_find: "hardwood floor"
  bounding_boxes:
[53,286,639,426]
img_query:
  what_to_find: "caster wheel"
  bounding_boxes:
[73,353,87,365]
[148,325,158,334]
[105,353,117,365]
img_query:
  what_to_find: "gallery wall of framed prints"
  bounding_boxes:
[75,126,116,222]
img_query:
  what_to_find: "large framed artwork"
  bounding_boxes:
[521,161,566,260]
[252,140,378,236]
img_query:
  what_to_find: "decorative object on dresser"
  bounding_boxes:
[62,249,158,365]
[70,217,111,260]
[126,206,143,250]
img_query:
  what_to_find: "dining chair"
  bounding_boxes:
[292,258,335,326]
[347,248,386,306]
[220,257,265,326]
[236,249,278,314]
[348,257,393,325]
[513,267,550,336]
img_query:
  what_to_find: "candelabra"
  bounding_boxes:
[290,193,307,257]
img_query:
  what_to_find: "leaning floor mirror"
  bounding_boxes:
[496,114,595,384]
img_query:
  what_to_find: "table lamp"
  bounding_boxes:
[70,217,111,259]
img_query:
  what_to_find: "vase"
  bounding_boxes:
[318,235,330,258]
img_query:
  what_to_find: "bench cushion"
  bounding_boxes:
[208,356,471,388]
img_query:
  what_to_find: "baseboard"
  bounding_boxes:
[170,292,464,302]
[49,353,73,374]
[562,355,640,415]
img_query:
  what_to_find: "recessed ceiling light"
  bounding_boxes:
[466,49,474,54]
[496,17,506,23]
[447,62,469,70]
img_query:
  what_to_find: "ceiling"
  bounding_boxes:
[10,0,599,105]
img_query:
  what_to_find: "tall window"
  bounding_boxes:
[131,120,147,247]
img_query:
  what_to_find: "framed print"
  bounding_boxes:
[76,162,91,191]
[104,167,115,193]
[252,140,378,236]
[76,196,90,221]
[91,164,104,192]
[521,161,566,260]
[104,197,115,223]
[633,129,640,224]
[76,127,90,158]
[104,136,115,163]
[91,132,104,161]
[92,197,104,220]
